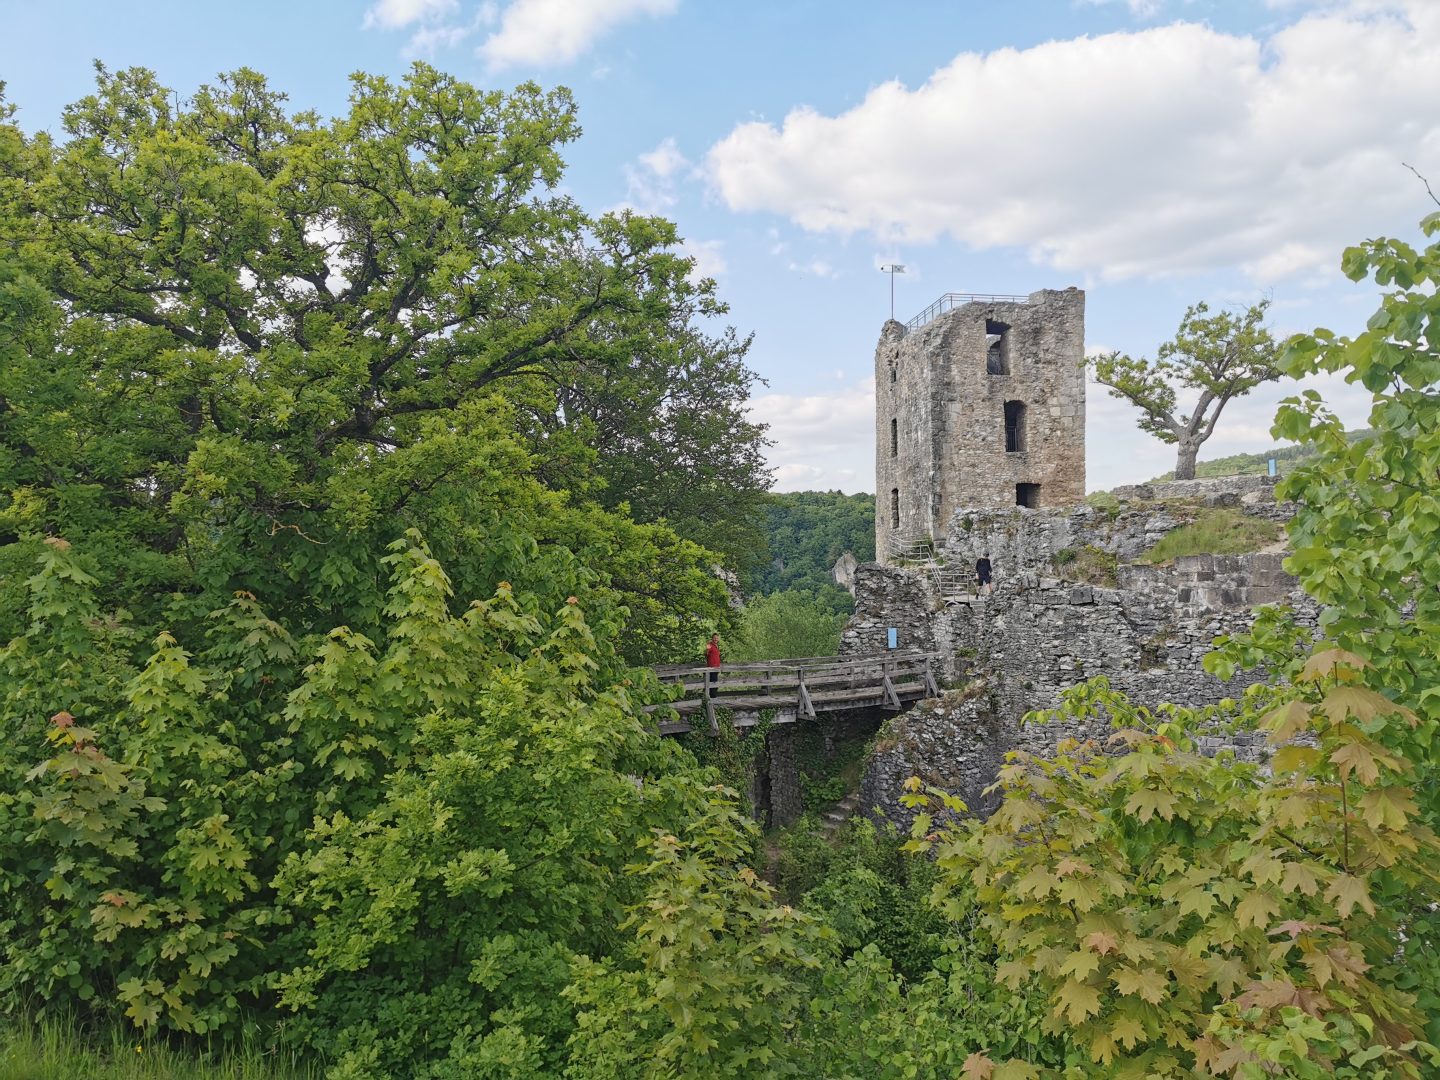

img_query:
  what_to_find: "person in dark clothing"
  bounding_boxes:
[976,553,993,595]
[705,634,721,697]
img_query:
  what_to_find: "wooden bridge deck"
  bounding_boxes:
[649,651,940,736]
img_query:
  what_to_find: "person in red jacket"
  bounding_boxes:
[705,634,721,697]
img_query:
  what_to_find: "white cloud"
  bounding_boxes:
[786,257,839,278]
[750,378,876,493]
[1080,0,1167,17]
[617,137,690,213]
[363,0,457,30]
[681,238,726,282]
[477,0,678,70]
[705,1,1440,283]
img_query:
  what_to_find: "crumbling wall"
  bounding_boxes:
[852,480,1315,826]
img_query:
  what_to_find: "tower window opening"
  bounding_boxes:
[890,488,900,529]
[889,365,897,384]
[1016,483,1040,508]
[985,319,1010,375]
[1004,400,1027,452]
[890,418,898,457]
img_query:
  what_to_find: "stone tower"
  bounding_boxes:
[874,288,1086,558]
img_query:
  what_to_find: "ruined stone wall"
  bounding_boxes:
[849,481,1317,827]
[875,288,1086,559]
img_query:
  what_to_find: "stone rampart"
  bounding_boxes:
[848,479,1315,827]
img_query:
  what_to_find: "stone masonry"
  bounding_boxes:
[847,479,1316,827]
[874,288,1086,558]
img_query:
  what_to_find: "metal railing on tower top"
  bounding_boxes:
[904,292,1030,332]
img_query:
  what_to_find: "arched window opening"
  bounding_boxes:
[1004,400,1027,452]
[890,488,900,529]
[986,319,1010,375]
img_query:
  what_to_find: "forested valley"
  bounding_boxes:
[1,67,1438,1079]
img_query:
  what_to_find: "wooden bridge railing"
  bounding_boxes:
[649,651,940,736]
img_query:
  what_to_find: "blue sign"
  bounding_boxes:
[1268,457,1277,477]
[887,627,898,649]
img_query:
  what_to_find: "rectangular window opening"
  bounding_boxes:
[1016,483,1040,508]
[986,319,1010,375]
[890,488,900,529]
[890,418,898,457]
[1004,400,1026,453]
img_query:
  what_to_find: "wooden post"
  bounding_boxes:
[925,656,940,697]
[705,691,718,735]
[797,669,815,719]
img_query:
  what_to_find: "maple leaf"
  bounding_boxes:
[1325,944,1371,987]
[1278,861,1321,897]
[1330,740,1382,785]
[50,711,76,729]
[100,892,126,907]
[1083,930,1119,955]
[1124,787,1177,824]
[1325,873,1375,918]
[1053,978,1103,1025]
[1270,744,1322,773]
[1055,857,1093,879]
[1299,646,1370,682]
[1235,888,1280,930]
[1109,1013,1147,1050]
[1269,919,1337,939]
[1262,700,1312,744]
[961,1051,995,1080]
[1112,966,1169,1004]
[1321,685,1418,727]
[1060,949,1102,981]
[1236,978,1327,1017]
[1358,786,1417,831]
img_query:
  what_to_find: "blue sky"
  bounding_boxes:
[3,0,1435,492]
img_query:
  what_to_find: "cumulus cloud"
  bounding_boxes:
[617,137,690,213]
[477,0,678,69]
[705,1,1440,282]
[680,238,727,282]
[363,0,458,30]
[749,378,876,493]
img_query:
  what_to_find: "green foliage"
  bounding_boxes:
[792,724,869,812]
[1137,508,1283,564]
[1050,545,1118,587]
[0,63,745,664]
[680,711,770,810]
[905,221,1440,1076]
[564,791,829,1079]
[1143,430,1374,483]
[1093,299,1281,479]
[908,660,1440,1077]
[0,1013,316,1080]
[728,590,847,663]
[746,491,874,607]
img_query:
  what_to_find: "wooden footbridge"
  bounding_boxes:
[649,651,940,736]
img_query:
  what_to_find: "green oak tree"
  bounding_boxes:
[0,65,755,658]
[1092,300,1281,480]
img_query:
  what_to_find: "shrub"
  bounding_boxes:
[1138,508,1281,564]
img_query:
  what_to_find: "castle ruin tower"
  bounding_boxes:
[875,288,1086,560]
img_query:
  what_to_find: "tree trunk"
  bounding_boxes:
[1175,441,1200,480]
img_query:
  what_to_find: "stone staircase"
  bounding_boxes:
[820,789,863,835]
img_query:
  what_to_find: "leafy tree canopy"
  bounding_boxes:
[746,490,875,611]
[1093,300,1281,480]
[0,64,760,661]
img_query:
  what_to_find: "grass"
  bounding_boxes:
[1138,508,1283,565]
[1052,545,1119,587]
[0,1015,316,1080]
